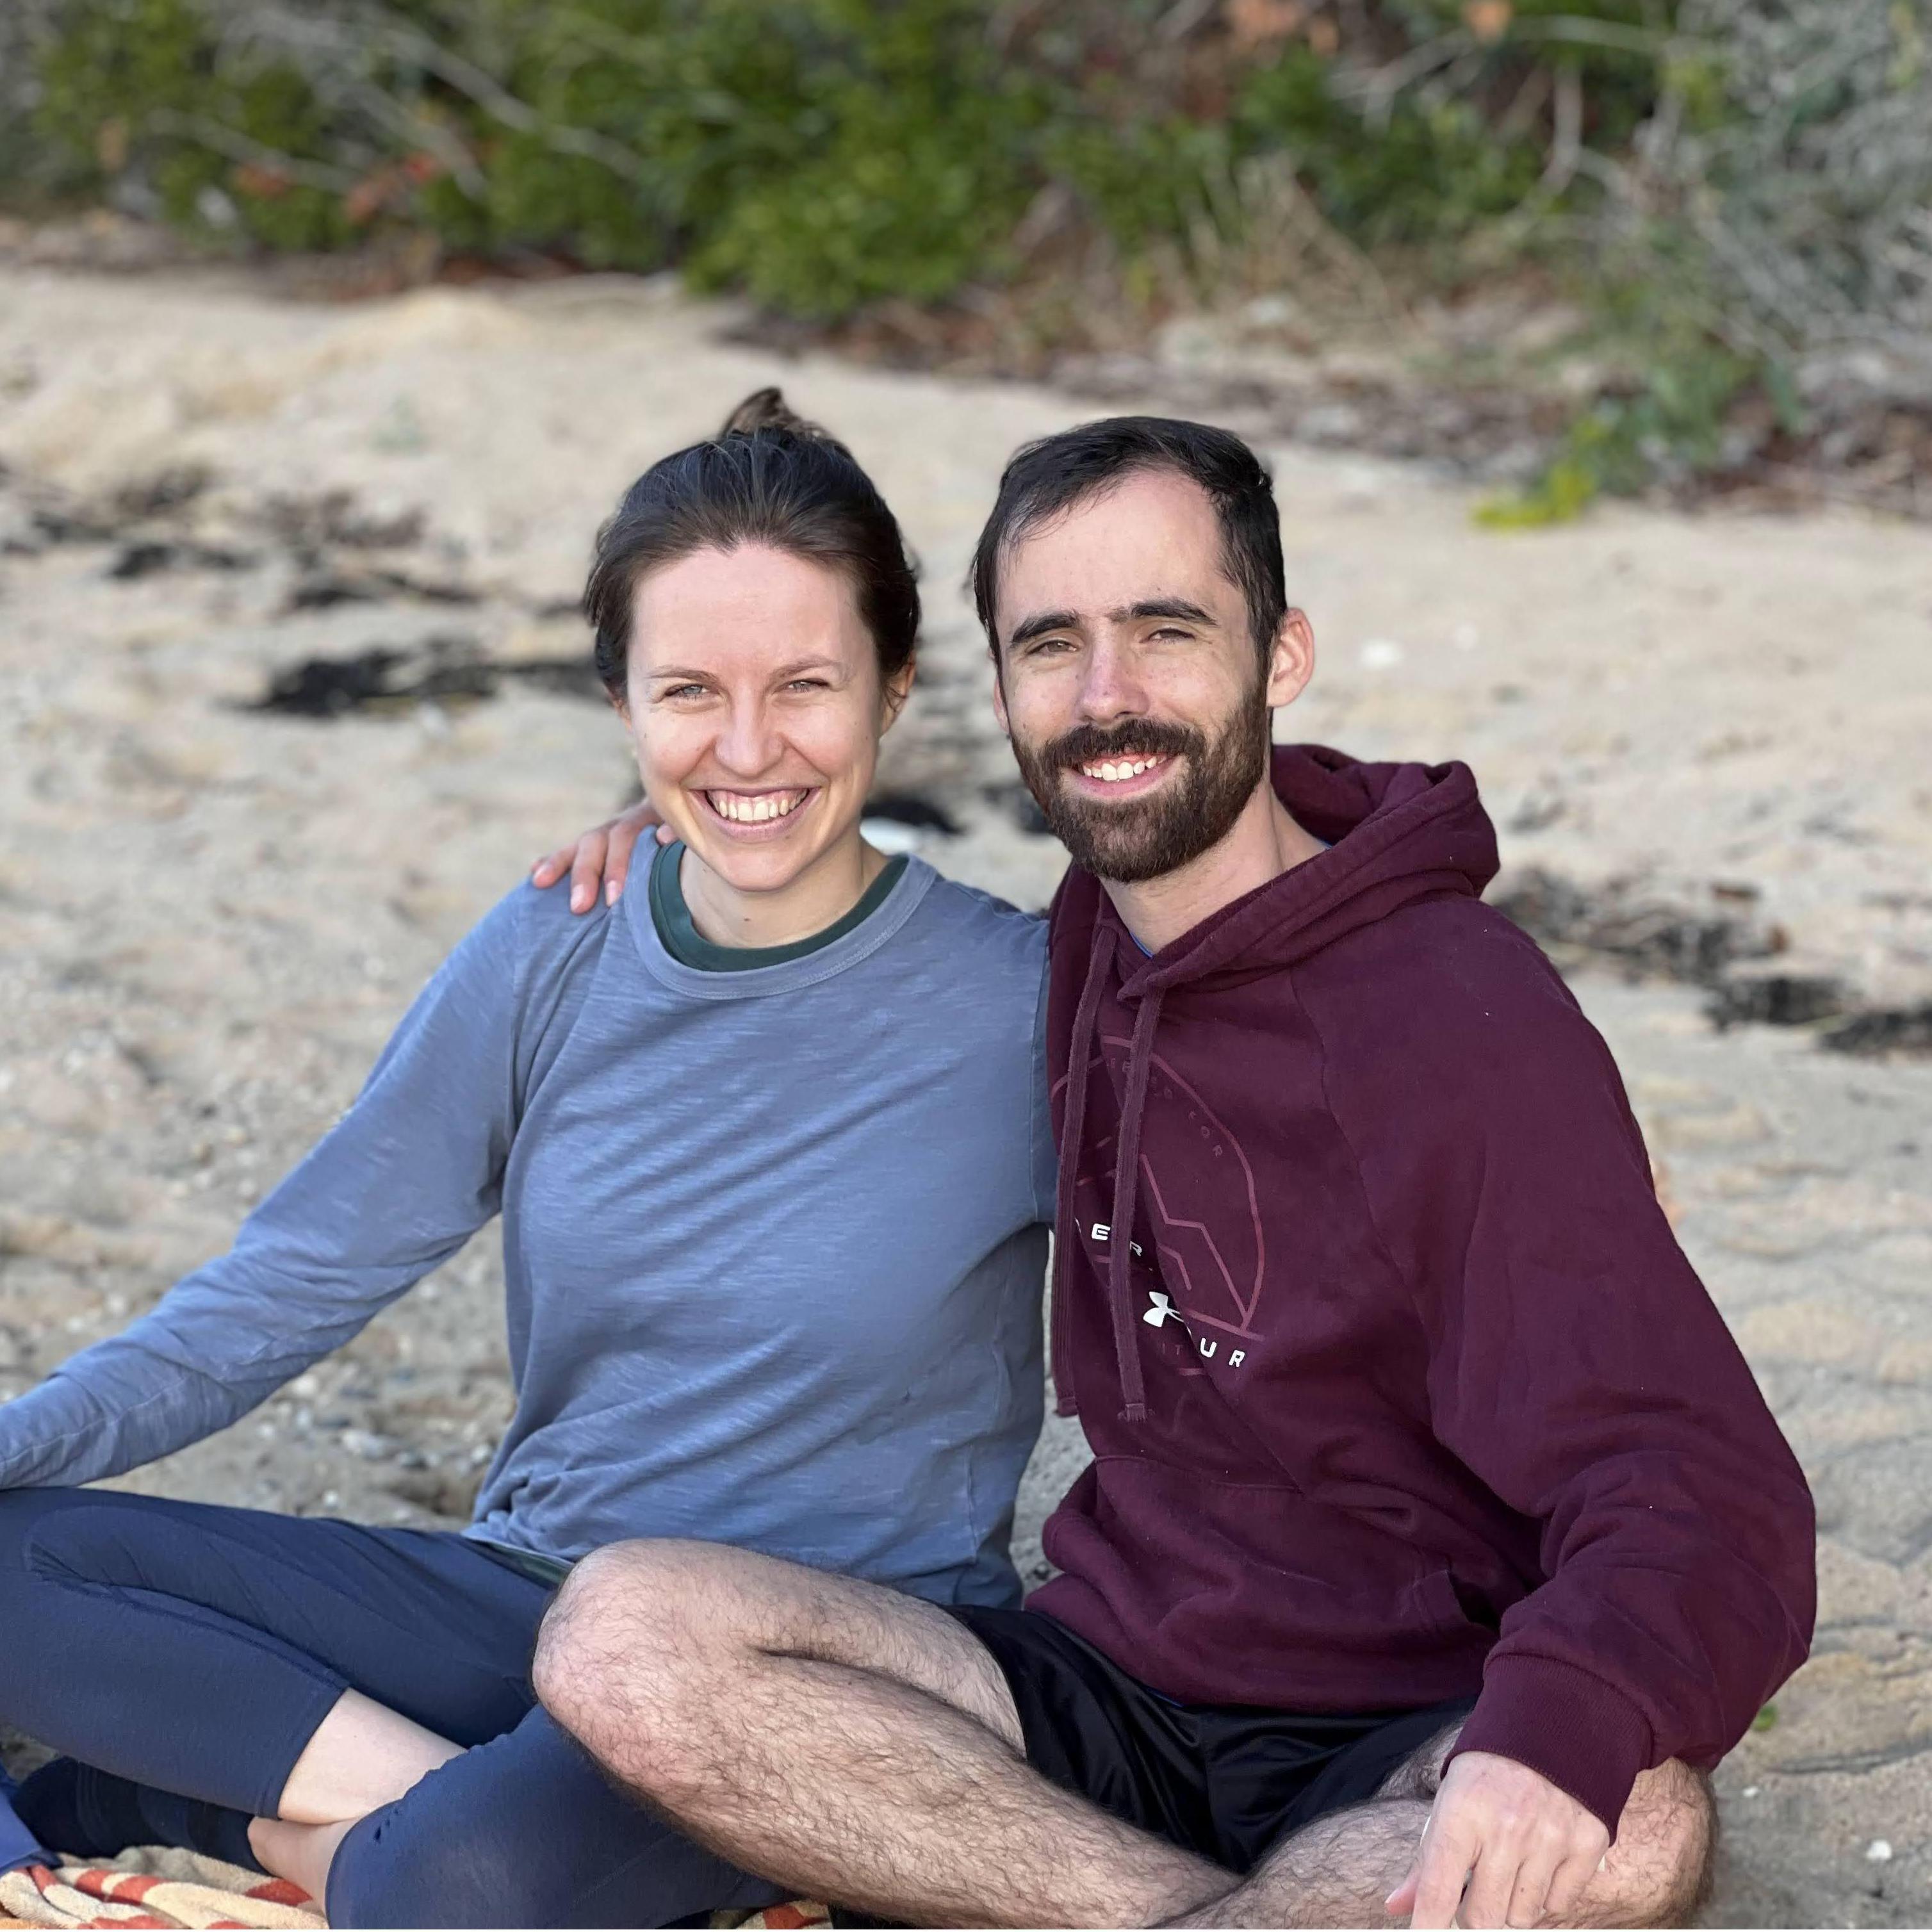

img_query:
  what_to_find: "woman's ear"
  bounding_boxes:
[880,658,917,732]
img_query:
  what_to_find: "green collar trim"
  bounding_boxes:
[648,841,909,972]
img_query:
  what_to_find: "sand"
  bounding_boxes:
[1,261,1928,1924]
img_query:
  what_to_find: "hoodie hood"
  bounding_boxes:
[1049,745,1498,1422]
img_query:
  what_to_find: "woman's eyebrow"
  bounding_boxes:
[645,657,841,682]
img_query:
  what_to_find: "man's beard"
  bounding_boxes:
[1010,678,1272,885]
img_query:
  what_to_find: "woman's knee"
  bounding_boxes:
[324,1792,531,1929]
[0,1489,105,1645]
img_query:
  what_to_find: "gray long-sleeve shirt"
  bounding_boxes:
[0,861,1054,1605]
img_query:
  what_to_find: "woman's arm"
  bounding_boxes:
[0,890,528,1489]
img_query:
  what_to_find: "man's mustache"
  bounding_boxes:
[1041,719,1204,774]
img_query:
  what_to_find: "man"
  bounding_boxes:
[533,418,1815,1928]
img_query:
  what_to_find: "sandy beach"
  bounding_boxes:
[1,261,1929,1924]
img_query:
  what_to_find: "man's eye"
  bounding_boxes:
[662,684,709,701]
[1149,626,1193,641]
[1026,637,1075,657]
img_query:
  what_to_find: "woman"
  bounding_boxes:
[0,392,1052,1926]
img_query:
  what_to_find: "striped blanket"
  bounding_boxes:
[0,1847,829,1931]
[0,1849,319,1929]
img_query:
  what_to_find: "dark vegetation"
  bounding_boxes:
[1495,868,1932,1056]
[3,1,1928,514]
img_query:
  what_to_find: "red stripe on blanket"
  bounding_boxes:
[76,1871,159,1901]
[245,1879,314,1907]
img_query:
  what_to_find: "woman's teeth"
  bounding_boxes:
[707,789,808,824]
[1080,756,1166,783]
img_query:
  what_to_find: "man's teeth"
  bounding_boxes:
[708,790,808,823]
[1081,756,1165,783]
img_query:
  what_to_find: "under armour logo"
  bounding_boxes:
[1144,1291,1181,1329]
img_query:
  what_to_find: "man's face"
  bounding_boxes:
[990,468,1310,883]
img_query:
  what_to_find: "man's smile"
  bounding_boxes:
[1065,753,1177,800]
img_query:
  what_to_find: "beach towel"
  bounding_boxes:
[0,1846,319,1929]
[0,1847,827,1930]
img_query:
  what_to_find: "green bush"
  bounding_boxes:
[24,0,1912,517]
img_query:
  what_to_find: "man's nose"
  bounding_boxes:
[1074,636,1149,723]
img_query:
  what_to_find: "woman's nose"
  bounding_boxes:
[712,700,780,775]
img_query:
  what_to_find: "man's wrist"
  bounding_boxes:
[1448,1653,1652,1837]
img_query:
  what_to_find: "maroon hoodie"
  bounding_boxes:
[1030,744,1814,1834]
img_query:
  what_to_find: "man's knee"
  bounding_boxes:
[536,1541,707,1708]
[1600,1760,1714,1929]
[533,1539,758,1791]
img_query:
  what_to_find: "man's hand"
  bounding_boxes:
[530,799,667,913]
[1386,1750,1608,1929]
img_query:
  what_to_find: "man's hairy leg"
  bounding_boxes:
[534,1539,1230,1929]
[1174,1721,1714,1931]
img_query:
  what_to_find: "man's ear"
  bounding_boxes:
[880,659,917,732]
[1265,609,1316,709]
[990,650,1011,738]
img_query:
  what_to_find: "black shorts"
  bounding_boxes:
[954,1606,1476,1875]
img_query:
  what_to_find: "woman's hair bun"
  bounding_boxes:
[719,386,824,439]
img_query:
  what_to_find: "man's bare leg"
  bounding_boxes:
[534,1539,1232,1928]
[1175,1723,1715,1930]
[537,1543,1714,1930]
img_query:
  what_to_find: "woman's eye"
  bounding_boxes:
[783,678,829,693]
[662,684,708,701]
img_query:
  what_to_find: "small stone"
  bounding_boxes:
[1865,1840,1893,1863]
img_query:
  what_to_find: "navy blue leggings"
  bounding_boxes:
[0,1488,782,1927]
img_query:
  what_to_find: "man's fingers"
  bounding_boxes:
[1503,1846,1560,1930]
[1459,1843,1522,1930]
[1540,1845,1601,1928]
[604,815,643,905]
[530,844,578,887]
[1384,1861,1420,1919]
[1406,1820,1476,1929]
[568,830,610,915]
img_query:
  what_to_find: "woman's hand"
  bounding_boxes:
[530,799,669,913]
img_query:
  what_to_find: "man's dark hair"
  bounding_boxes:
[969,416,1286,661]
[584,387,920,698]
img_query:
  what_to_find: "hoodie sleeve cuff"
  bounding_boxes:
[1446,1654,1654,1839]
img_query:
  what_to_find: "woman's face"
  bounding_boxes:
[621,543,908,896]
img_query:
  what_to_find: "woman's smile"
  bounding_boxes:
[699,785,819,834]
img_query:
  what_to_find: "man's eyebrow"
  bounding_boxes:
[1007,609,1083,647]
[1111,597,1216,627]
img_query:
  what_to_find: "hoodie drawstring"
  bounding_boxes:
[1106,983,1163,1424]
[1051,922,1116,1418]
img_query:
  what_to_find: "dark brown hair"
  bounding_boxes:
[584,388,921,699]
[969,416,1286,660]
